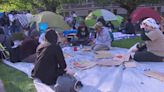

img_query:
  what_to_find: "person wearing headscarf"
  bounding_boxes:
[92,22,112,51]
[133,18,164,62]
[32,28,67,85]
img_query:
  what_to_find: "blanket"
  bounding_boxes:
[113,32,140,41]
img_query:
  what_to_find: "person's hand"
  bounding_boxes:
[65,68,75,76]
[92,39,96,43]
[131,48,138,52]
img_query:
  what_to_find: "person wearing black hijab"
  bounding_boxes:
[32,28,67,85]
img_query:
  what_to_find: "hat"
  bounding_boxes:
[140,18,159,29]
[93,22,103,29]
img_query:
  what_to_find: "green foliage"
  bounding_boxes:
[0,0,35,12]
[94,0,110,6]
[0,0,163,14]
[112,0,164,15]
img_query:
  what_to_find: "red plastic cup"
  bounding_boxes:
[74,47,77,51]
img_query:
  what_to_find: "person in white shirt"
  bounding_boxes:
[8,11,14,26]
[26,10,33,24]
[92,22,112,51]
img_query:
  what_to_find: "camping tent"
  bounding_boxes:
[131,7,161,23]
[111,15,124,28]
[32,11,70,32]
[85,9,117,27]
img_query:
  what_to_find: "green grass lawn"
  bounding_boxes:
[0,63,36,92]
[0,37,141,92]
[112,37,141,48]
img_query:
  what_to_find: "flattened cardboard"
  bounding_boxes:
[144,70,164,81]
[95,51,114,59]
[124,61,137,68]
[96,59,123,66]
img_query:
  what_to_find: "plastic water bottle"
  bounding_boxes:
[80,44,83,49]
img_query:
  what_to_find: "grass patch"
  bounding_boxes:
[112,37,141,49]
[0,62,36,92]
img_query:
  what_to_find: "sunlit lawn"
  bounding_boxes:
[0,63,36,92]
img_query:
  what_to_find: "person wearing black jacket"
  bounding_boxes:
[32,28,67,85]
[124,18,135,34]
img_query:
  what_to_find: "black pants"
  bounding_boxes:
[134,51,164,62]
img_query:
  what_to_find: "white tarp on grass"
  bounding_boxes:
[119,62,164,92]
[2,47,164,92]
[3,60,34,78]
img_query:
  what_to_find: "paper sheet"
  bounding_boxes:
[144,70,164,81]
[95,51,114,59]
[113,54,130,62]
[72,61,96,70]
[124,61,137,68]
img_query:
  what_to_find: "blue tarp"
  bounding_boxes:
[63,29,77,36]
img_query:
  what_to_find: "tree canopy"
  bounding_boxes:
[0,0,163,14]
[112,0,164,15]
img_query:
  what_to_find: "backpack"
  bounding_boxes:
[54,74,83,92]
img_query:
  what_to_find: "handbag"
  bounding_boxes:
[54,74,83,92]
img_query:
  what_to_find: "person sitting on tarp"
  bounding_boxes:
[76,22,89,45]
[32,28,67,85]
[97,16,106,26]
[9,31,40,63]
[20,31,40,63]
[124,18,135,34]
[92,22,112,51]
[118,21,125,32]
[132,18,164,62]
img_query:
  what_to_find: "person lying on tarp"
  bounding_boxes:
[132,18,164,62]
[92,22,112,51]
[76,22,89,45]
